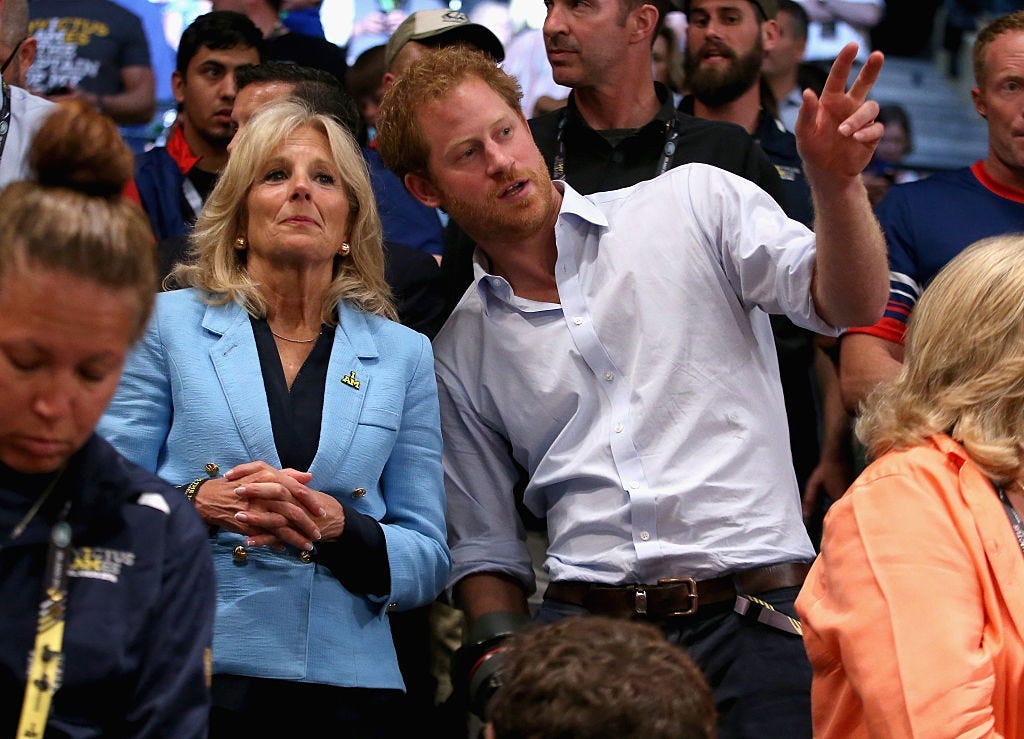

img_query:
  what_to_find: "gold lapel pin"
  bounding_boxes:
[341,371,361,390]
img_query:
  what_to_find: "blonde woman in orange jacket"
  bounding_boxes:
[798,233,1024,738]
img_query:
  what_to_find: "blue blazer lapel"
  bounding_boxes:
[310,302,379,478]
[203,302,281,467]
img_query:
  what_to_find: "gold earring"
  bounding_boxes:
[235,236,246,248]
[339,242,351,256]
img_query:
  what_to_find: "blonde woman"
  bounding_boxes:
[797,234,1024,738]
[98,99,449,737]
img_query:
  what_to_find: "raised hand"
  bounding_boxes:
[795,43,885,183]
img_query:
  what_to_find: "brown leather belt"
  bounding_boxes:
[544,562,810,620]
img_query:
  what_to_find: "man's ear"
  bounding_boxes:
[972,87,987,119]
[404,171,443,209]
[631,3,659,45]
[382,71,397,93]
[171,69,186,105]
[761,18,780,53]
[19,36,36,76]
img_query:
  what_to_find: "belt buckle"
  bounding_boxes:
[656,577,698,617]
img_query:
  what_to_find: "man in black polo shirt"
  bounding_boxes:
[679,0,812,225]
[532,0,784,197]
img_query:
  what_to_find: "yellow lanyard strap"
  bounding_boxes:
[17,506,72,739]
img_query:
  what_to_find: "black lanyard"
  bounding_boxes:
[0,82,12,166]
[550,108,680,181]
[996,484,1024,555]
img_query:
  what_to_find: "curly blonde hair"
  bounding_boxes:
[856,234,1024,484]
[170,99,396,323]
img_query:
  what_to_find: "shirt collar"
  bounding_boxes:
[167,123,201,175]
[565,82,676,133]
[470,180,608,309]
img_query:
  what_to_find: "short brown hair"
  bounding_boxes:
[487,615,717,739]
[973,10,1024,87]
[375,44,522,181]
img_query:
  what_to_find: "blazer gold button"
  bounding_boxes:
[205,462,220,477]
[232,545,248,563]
[352,487,366,499]
[386,602,398,612]
[299,550,314,564]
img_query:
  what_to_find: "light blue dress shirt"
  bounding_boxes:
[435,166,828,594]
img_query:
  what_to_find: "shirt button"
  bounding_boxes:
[629,481,640,490]
[640,531,651,541]
[604,371,614,381]
[573,316,583,325]
[614,422,623,433]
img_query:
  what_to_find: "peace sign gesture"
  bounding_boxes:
[796,42,886,184]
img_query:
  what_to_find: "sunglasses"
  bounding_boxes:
[0,37,25,78]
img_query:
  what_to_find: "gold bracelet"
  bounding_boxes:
[184,477,207,503]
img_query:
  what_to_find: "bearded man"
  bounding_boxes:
[680,0,812,226]
[679,0,862,550]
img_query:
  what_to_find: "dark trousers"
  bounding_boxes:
[209,675,407,738]
[537,585,812,739]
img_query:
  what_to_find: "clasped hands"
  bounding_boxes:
[194,461,345,551]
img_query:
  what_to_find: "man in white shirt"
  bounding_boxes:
[377,40,887,738]
[0,0,53,187]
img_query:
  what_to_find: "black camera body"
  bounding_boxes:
[450,611,531,720]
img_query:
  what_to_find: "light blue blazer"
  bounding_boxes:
[98,288,450,690]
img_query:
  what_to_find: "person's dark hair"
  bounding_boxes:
[0,101,156,339]
[347,44,387,101]
[234,60,337,91]
[176,10,262,76]
[487,615,717,739]
[292,80,361,139]
[777,0,809,41]
[796,60,828,97]
[877,103,913,154]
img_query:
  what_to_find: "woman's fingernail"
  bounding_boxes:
[245,538,256,547]
[318,508,326,517]
[234,486,245,494]
[313,529,322,540]
[235,512,248,522]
